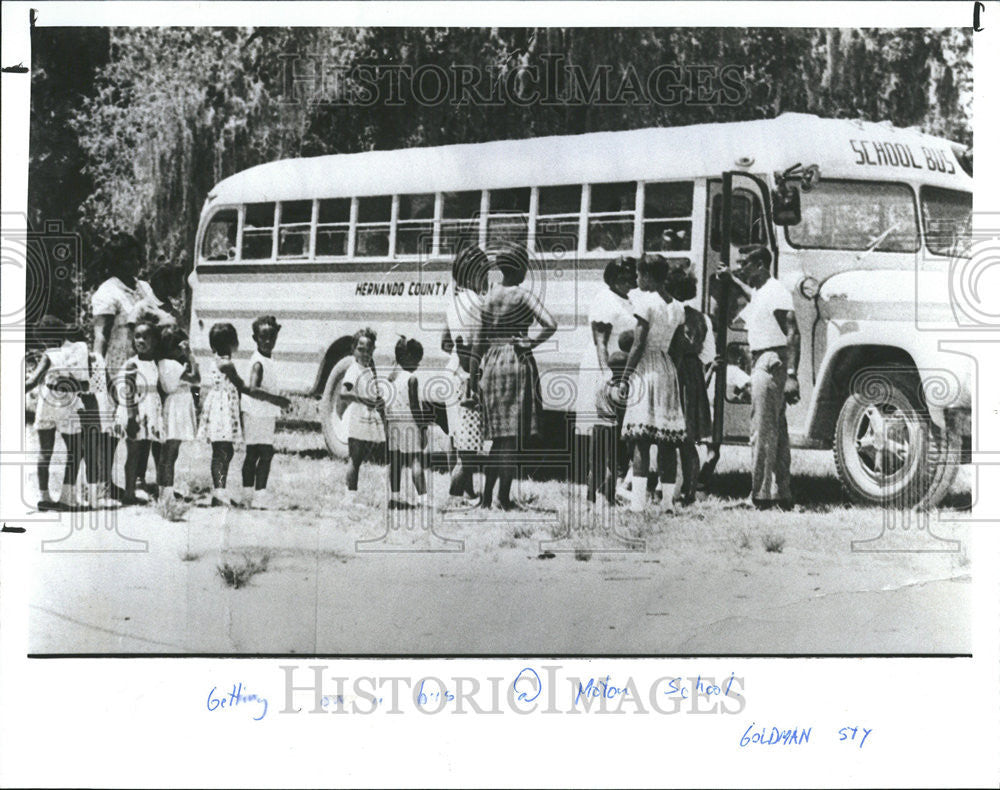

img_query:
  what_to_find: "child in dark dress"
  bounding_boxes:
[667,274,714,506]
[588,350,629,507]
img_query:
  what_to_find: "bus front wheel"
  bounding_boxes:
[319,355,355,458]
[832,369,960,510]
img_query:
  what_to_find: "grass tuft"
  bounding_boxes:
[217,550,272,589]
[158,494,192,522]
[762,533,786,553]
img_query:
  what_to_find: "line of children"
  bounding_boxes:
[614,254,709,513]
[27,305,720,518]
[341,327,384,503]
[587,348,630,508]
[24,316,90,511]
[114,316,165,505]
[341,328,433,510]
[384,336,429,510]
[157,324,200,503]
[241,316,283,509]
[26,312,292,514]
[197,322,290,507]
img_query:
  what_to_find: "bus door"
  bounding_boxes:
[704,173,775,443]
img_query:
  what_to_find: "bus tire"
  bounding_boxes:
[833,369,960,510]
[319,355,355,458]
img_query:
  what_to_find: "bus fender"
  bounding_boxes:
[805,329,970,441]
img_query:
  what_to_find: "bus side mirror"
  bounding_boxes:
[772,185,801,226]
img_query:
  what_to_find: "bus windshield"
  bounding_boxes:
[921,186,972,258]
[786,180,918,253]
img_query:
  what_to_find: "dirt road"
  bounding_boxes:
[28,492,970,655]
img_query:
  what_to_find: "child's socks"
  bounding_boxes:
[88,483,119,509]
[58,484,78,509]
[630,476,648,512]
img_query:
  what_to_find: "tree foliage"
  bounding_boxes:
[28,26,972,324]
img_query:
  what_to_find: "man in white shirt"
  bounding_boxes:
[730,245,800,509]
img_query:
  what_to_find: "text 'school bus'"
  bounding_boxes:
[190,112,973,508]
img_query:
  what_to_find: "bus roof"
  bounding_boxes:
[206,113,971,207]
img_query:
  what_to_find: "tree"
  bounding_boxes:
[27,26,972,328]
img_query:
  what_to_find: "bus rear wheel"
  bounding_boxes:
[833,369,959,510]
[319,356,355,458]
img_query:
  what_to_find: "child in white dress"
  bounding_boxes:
[197,322,289,506]
[24,316,89,510]
[156,325,199,503]
[115,317,164,504]
[341,327,384,501]
[619,254,687,512]
[241,316,285,508]
[385,337,429,510]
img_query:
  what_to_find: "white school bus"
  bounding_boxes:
[190,112,973,507]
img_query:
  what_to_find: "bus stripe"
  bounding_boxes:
[195,258,615,276]
[194,307,587,325]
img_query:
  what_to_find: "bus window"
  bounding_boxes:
[396,193,435,256]
[242,202,276,260]
[278,200,312,258]
[709,190,766,251]
[201,208,238,261]
[588,181,636,252]
[536,184,582,254]
[487,187,530,246]
[316,198,351,257]
[643,181,693,252]
[785,181,918,253]
[440,190,481,256]
[921,186,971,258]
[356,196,392,257]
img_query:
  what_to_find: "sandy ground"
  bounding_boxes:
[26,431,971,655]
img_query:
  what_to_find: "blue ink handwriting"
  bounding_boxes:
[416,680,455,706]
[575,675,629,705]
[839,726,873,749]
[740,722,812,747]
[664,673,738,699]
[207,682,268,721]
[513,667,541,703]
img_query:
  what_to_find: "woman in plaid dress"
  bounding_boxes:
[470,243,557,510]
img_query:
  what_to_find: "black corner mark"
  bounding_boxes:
[2,63,28,74]
[2,523,27,534]
[974,1,985,31]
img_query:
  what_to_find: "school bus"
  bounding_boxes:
[189,112,973,508]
